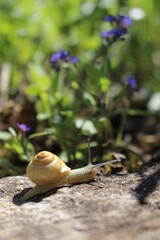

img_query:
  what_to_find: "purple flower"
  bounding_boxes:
[101,28,127,39]
[118,15,132,28]
[127,77,139,92]
[103,14,132,28]
[50,50,79,69]
[50,52,61,63]
[59,50,70,60]
[101,14,132,42]
[69,56,79,64]
[112,28,128,36]
[50,51,70,64]
[17,123,31,132]
[101,30,113,38]
[103,15,116,22]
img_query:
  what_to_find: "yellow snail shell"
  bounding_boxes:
[26,151,71,185]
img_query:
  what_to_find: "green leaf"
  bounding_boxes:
[8,127,17,137]
[37,112,51,121]
[26,84,41,96]
[19,154,28,161]
[99,77,110,93]
[71,81,79,90]
[0,131,12,141]
[127,109,155,116]
[77,141,97,150]
[75,119,97,134]
[87,64,102,82]
[60,110,73,118]
[94,117,109,131]
[83,92,96,106]
[5,138,24,155]
[28,132,49,139]
[51,73,59,92]
[26,63,51,96]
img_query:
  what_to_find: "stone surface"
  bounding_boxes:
[0,163,160,240]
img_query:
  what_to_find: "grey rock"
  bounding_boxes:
[0,164,160,240]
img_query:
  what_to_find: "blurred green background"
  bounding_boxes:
[0,0,160,176]
[0,0,160,96]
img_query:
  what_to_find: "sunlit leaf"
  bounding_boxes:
[37,112,51,121]
[99,77,111,93]
[5,138,24,155]
[26,84,41,96]
[28,132,49,139]
[83,92,96,106]
[0,131,12,141]
[75,119,98,134]
[8,127,17,137]
[26,63,51,96]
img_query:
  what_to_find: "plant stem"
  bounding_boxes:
[115,108,127,146]
[21,134,30,161]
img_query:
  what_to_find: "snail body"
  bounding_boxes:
[21,141,120,202]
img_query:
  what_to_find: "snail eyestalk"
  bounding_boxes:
[91,159,121,168]
[87,138,92,165]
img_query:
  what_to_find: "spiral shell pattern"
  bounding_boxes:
[26,151,71,185]
[32,151,54,166]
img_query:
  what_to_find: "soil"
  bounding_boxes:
[0,162,159,240]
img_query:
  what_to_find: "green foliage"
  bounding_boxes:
[0,131,12,141]
[0,0,159,176]
[2,127,51,162]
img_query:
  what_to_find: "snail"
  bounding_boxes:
[21,140,120,202]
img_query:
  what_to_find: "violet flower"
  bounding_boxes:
[50,50,79,70]
[101,30,113,38]
[101,28,128,40]
[103,14,132,28]
[17,123,31,132]
[69,56,79,64]
[50,52,61,63]
[101,14,132,42]
[127,76,139,92]
[59,50,70,60]
[118,15,133,28]
[103,15,117,22]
